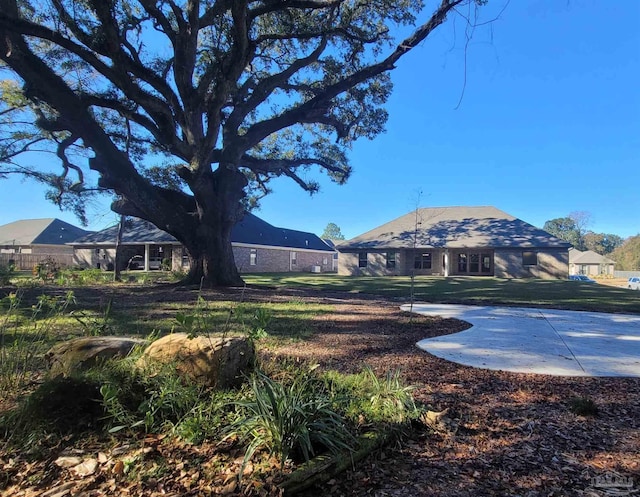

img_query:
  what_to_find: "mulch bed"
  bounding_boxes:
[1,284,639,496]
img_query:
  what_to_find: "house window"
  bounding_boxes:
[358,252,368,268]
[250,249,257,266]
[458,254,467,272]
[386,252,396,269]
[469,253,480,273]
[291,251,297,266]
[522,251,538,266]
[414,252,432,270]
[482,254,492,273]
[322,257,328,265]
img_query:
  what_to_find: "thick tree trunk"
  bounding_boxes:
[108,164,248,287]
[179,167,247,287]
[182,219,244,287]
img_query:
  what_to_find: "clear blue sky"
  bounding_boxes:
[1,0,638,239]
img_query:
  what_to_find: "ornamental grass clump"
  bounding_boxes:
[226,370,354,470]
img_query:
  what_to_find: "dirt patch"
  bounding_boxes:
[1,284,639,496]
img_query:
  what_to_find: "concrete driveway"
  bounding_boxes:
[401,303,640,377]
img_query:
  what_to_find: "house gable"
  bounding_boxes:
[0,218,90,247]
[569,248,615,265]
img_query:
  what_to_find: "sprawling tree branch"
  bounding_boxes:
[238,0,465,153]
[0,0,488,285]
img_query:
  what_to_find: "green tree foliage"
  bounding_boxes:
[544,213,624,256]
[583,232,624,255]
[321,222,345,241]
[609,236,640,270]
[0,0,483,286]
[543,217,581,248]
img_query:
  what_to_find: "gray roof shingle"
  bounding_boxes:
[72,214,334,252]
[569,248,615,265]
[337,206,571,250]
[232,214,333,251]
[0,218,90,246]
[72,219,177,245]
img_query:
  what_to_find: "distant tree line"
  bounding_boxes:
[543,212,639,270]
[610,237,640,271]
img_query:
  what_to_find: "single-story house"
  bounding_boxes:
[321,239,340,272]
[336,206,571,279]
[568,248,615,276]
[0,218,91,269]
[71,213,336,273]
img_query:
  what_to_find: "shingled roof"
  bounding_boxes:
[337,206,571,250]
[232,213,333,251]
[72,218,177,245]
[0,218,90,246]
[569,248,615,265]
[72,214,334,252]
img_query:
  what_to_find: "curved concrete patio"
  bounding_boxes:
[402,303,640,377]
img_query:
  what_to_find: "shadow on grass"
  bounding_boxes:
[244,275,640,314]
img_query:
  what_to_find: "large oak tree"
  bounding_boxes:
[0,0,480,286]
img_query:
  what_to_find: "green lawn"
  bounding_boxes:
[244,273,640,314]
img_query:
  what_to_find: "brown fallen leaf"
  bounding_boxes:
[113,460,125,476]
[72,458,98,477]
[219,480,237,495]
[239,463,254,477]
[54,456,83,468]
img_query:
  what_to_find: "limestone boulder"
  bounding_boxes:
[46,336,146,377]
[138,334,255,389]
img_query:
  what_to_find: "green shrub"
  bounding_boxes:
[32,257,62,282]
[0,262,15,285]
[70,298,114,336]
[0,291,75,397]
[57,268,113,286]
[323,367,419,425]
[173,390,239,444]
[168,269,188,281]
[93,357,204,434]
[568,396,599,416]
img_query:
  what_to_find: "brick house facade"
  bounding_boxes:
[337,206,571,279]
[72,214,335,273]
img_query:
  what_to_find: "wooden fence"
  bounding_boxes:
[614,270,640,278]
[0,253,75,270]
